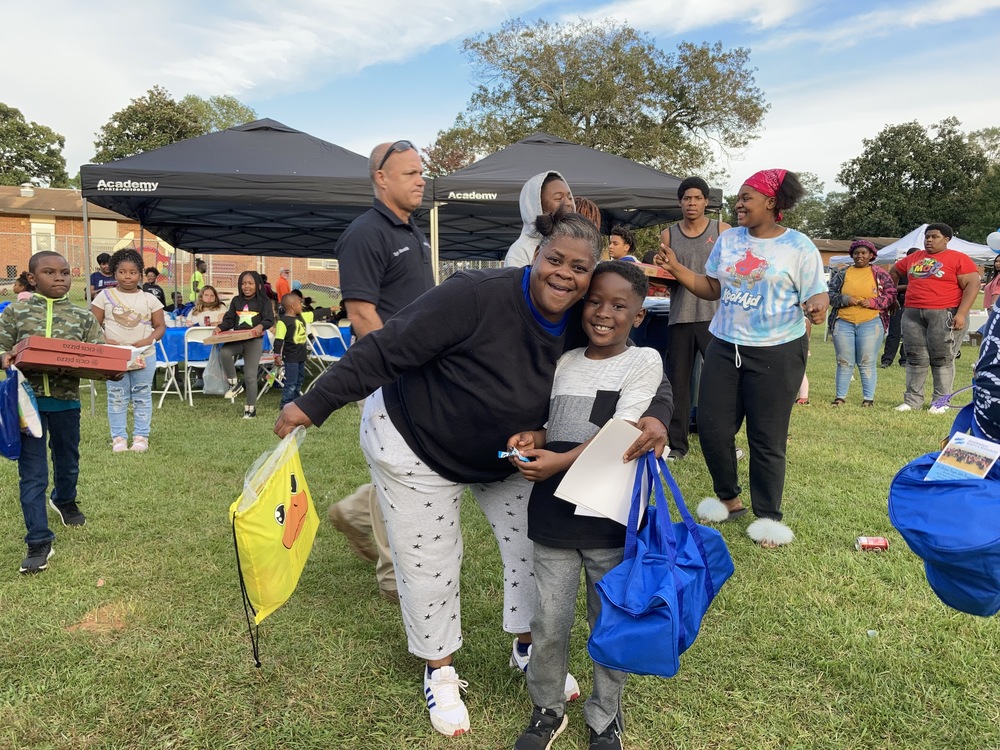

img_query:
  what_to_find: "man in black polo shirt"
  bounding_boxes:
[327,140,434,604]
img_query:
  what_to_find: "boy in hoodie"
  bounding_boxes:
[0,251,105,574]
[503,172,576,268]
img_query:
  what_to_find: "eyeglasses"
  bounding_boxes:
[376,140,415,172]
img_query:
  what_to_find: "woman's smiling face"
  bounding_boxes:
[529,237,596,322]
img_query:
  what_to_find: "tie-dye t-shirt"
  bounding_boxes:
[704,226,826,346]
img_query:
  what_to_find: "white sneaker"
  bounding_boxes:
[510,638,581,702]
[112,437,128,453]
[423,666,469,737]
[895,404,913,412]
[928,405,949,415]
[224,380,244,400]
[735,448,746,461]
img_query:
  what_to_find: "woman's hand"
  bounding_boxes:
[625,417,667,460]
[654,243,679,272]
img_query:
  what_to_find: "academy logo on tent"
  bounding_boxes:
[447,190,497,200]
[96,179,159,192]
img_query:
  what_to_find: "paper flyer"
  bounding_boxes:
[554,419,646,526]
[924,432,1000,481]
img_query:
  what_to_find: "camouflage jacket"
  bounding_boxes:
[0,294,105,402]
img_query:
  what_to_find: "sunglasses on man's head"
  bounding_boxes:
[377,140,415,172]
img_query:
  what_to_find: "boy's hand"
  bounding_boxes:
[274,355,283,366]
[506,431,536,453]
[0,353,11,369]
[514,449,565,482]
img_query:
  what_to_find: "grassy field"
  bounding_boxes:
[0,330,996,750]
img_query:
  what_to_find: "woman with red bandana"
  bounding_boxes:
[656,169,828,547]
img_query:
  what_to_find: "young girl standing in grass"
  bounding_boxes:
[92,248,166,452]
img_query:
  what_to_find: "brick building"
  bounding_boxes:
[0,185,343,299]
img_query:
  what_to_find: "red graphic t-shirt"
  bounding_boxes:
[894,250,977,309]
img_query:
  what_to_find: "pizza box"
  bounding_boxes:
[13,348,129,380]
[12,335,132,361]
[205,329,262,345]
[636,263,675,281]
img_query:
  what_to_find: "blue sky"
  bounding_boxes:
[4,0,999,196]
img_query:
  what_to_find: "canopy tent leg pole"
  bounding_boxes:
[82,199,96,416]
[430,202,440,286]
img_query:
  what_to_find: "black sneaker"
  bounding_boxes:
[49,499,86,526]
[514,706,567,750]
[19,542,54,574]
[666,449,685,461]
[243,405,257,419]
[589,719,623,750]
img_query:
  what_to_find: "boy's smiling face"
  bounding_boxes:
[29,255,72,299]
[581,270,646,359]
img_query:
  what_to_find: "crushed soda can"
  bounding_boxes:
[855,536,889,552]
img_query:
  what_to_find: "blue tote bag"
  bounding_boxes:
[588,453,734,677]
[0,367,22,460]
[889,405,1000,617]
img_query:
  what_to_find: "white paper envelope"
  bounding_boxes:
[554,419,646,527]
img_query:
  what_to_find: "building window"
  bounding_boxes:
[307,258,339,270]
[30,221,56,254]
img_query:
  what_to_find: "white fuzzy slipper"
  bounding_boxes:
[746,518,795,547]
[696,497,730,523]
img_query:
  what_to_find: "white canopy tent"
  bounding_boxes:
[830,224,997,268]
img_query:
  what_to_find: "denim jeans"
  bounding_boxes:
[280,360,306,407]
[106,364,156,439]
[19,408,80,545]
[900,308,957,408]
[833,317,885,401]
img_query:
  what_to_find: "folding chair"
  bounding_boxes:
[304,322,349,393]
[152,338,184,408]
[256,331,284,398]
[183,327,215,406]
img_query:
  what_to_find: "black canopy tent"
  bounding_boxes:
[430,133,724,260]
[79,119,373,258]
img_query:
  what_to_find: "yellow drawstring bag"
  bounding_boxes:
[230,427,318,665]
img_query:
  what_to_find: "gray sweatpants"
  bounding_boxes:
[901,307,963,407]
[527,543,627,735]
[360,388,537,660]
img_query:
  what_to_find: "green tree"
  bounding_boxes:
[828,117,988,238]
[92,86,202,163]
[424,19,768,177]
[970,126,1000,167]
[180,94,258,133]
[779,172,830,238]
[0,103,70,187]
[962,167,1000,243]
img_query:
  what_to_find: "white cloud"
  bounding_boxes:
[772,0,1000,49]
[721,44,999,194]
[0,0,542,172]
[573,0,810,33]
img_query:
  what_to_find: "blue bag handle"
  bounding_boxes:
[622,452,716,603]
[950,402,986,439]
[654,454,717,602]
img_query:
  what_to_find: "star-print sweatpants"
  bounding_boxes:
[360,387,537,661]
